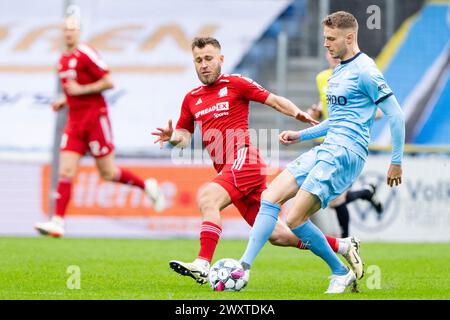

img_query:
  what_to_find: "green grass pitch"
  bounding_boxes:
[0,237,449,300]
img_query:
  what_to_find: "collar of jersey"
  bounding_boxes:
[340,52,363,65]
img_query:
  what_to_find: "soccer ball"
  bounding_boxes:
[208,258,248,291]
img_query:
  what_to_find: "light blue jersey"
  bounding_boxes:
[240,53,405,277]
[324,52,393,160]
[287,52,405,207]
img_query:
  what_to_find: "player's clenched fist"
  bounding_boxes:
[279,130,301,145]
[64,79,85,96]
[51,97,66,111]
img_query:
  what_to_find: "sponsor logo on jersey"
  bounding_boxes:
[68,58,77,68]
[195,101,229,119]
[326,94,347,106]
[58,69,77,79]
[218,87,228,97]
[196,98,203,105]
[377,83,387,91]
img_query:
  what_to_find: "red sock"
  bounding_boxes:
[113,168,145,189]
[297,235,339,253]
[197,221,222,262]
[55,176,72,218]
[325,235,339,252]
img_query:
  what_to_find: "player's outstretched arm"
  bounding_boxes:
[377,95,405,187]
[151,119,192,149]
[264,93,319,126]
[279,119,330,146]
[64,74,114,96]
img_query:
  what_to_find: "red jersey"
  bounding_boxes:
[57,43,109,121]
[176,74,270,173]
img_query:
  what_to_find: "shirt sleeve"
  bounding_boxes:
[175,95,195,134]
[376,95,405,165]
[80,45,109,80]
[299,119,330,141]
[358,66,393,105]
[234,75,270,103]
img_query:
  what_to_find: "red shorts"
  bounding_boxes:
[61,113,114,158]
[213,145,268,226]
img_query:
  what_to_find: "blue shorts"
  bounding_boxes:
[286,143,365,208]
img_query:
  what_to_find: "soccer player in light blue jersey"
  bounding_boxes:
[238,11,405,294]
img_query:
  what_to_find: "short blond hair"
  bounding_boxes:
[322,11,358,31]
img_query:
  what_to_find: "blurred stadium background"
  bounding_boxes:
[0,0,449,243]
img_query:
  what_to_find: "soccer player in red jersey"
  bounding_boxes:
[152,37,364,284]
[35,16,165,237]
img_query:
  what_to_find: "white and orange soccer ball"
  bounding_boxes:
[208,258,248,292]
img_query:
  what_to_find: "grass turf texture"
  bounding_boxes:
[0,237,449,300]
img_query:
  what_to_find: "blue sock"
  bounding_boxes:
[240,200,280,268]
[292,220,348,275]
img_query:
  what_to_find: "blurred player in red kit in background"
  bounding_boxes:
[35,15,165,237]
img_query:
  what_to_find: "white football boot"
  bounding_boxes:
[325,268,356,294]
[342,236,365,280]
[169,259,209,285]
[144,178,166,213]
[34,216,65,237]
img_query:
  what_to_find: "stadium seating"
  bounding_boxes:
[367,3,450,145]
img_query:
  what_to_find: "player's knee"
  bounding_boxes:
[329,195,345,208]
[285,218,301,230]
[59,166,76,179]
[198,197,217,215]
[98,168,115,181]
[198,191,219,215]
[261,189,282,205]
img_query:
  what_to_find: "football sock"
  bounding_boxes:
[292,220,348,276]
[334,203,350,238]
[198,221,222,263]
[113,168,145,189]
[193,258,210,269]
[337,238,350,254]
[345,189,372,203]
[55,176,72,218]
[325,235,339,252]
[240,200,280,268]
[297,235,339,252]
